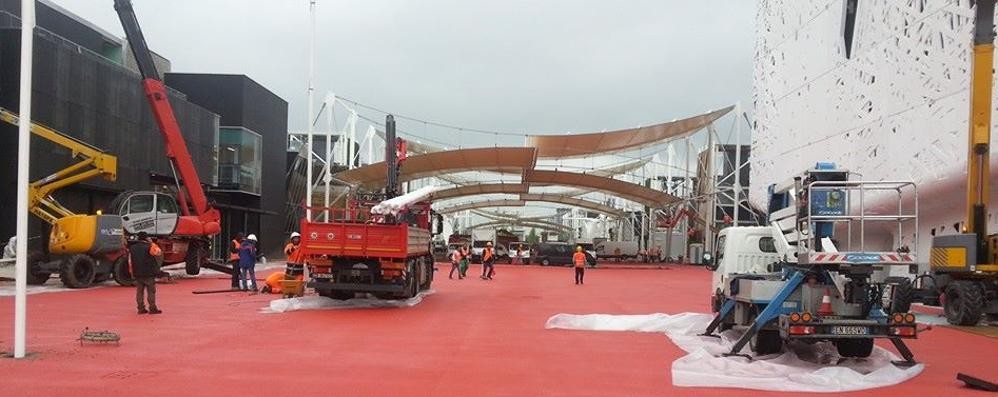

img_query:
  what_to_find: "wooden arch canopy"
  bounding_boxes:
[435,195,625,218]
[525,106,733,158]
[429,183,531,201]
[522,170,680,208]
[334,147,538,189]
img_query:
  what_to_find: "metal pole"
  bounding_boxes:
[305,0,316,222]
[366,125,374,165]
[323,93,334,220]
[705,123,716,252]
[14,0,35,359]
[348,110,357,170]
[733,102,742,227]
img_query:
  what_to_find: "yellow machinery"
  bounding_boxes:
[0,107,127,288]
[920,0,998,325]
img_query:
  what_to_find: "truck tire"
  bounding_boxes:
[834,338,874,358]
[185,241,207,276]
[330,291,354,300]
[112,255,134,286]
[750,329,782,355]
[61,254,96,288]
[888,279,914,314]
[944,281,984,326]
[541,259,550,266]
[419,259,432,290]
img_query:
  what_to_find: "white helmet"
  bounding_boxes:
[247,234,258,242]
[290,232,301,239]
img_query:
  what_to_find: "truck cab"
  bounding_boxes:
[707,226,782,307]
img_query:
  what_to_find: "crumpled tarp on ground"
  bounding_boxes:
[545,312,924,393]
[264,290,434,313]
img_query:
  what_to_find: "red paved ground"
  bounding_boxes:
[0,264,996,396]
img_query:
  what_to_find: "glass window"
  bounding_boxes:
[156,195,179,214]
[217,126,263,195]
[759,237,776,253]
[129,195,154,213]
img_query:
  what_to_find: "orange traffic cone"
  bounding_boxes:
[818,288,834,315]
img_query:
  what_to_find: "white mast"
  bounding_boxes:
[305,0,317,221]
[14,0,35,359]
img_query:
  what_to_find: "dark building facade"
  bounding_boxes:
[165,73,289,257]
[0,1,291,261]
[0,3,219,256]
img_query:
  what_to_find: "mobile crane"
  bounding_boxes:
[906,0,998,325]
[0,108,127,288]
[108,0,224,276]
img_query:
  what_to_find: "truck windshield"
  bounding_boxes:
[715,236,727,262]
[473,241,489,248]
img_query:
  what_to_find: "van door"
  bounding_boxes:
[120,193,156,234]
[154,193,179,235]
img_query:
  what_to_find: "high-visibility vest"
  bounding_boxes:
[284,242,299,258]
[573,252,587,268]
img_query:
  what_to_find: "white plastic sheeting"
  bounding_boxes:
[264,290,434,313]
[545,312,924,393]
[370,185,441,216]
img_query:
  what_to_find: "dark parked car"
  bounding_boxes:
[534,242,595,266]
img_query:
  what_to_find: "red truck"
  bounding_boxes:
[299,115,437,300]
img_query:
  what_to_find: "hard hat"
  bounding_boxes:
[486,242,493,246]
[576,246,583,252]
[290,232,301,239]
[247,234,258,241]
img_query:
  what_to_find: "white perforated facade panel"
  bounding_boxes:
[752,0,997,263]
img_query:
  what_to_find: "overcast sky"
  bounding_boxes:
[52,0,754,147]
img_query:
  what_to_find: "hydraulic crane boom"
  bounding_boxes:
[965,0,994,262]
[0,107,117,224]
[113,0,219,227]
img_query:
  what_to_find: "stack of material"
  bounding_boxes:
[370,185,440,216]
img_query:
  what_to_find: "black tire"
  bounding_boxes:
[61,254,96,288]
[750,329,783,355]
[112,255,134,286]
[330,291,354,300]
[185,241,207,276]
[834,338,874,358]
[944,281,984,326]
[419,260,432,290]
[888,279,914,314]
[541,259,550,266]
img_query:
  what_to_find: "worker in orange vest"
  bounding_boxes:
[129,232,164,314]
[480,242,495,280]
[228,232,244,290]
[573,246,587,285]
[262,232,305,296]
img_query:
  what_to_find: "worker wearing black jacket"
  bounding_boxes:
[129,232,163,314]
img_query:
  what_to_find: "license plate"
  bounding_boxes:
[831,326,868,335]
[312,273,333,279]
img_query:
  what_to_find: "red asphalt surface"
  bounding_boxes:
[1,264,997,397]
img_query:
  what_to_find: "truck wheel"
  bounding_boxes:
[541,259,550,266]
[944,281,984,326]
[61,254,96,288]
[750,329,782,355]
[888,279,914,313]
[330,291,354,300]
[834,338,874,358]
[419,260,432,290]
[112,255,134,286]
[185,241,207,276]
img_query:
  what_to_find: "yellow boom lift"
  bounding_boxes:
[0,107,128,288]
[905,1,998,325]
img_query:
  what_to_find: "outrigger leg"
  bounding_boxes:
[722,271,806,359]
